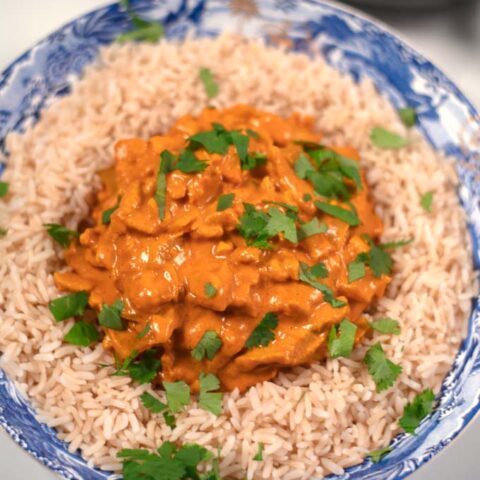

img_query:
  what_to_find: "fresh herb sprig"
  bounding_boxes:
[245,312,278,349]
[45,223,79,247]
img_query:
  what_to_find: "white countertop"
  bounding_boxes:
[1,1,479,479]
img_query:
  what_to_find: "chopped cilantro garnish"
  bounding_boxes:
[176,150,208,173]
[294,153,314,179]
[64,320,99,347]
[230,131,249,164]
[303,193,312,202]
[118,441,217,480]
[199,67,219,99]
[297,217,328,240]
[264,201,298,214]
[380,238,413,249]
[115,349,161,384]
[370,127,410,149]
[117,1,164,44]
[310,262,328,278]
[247,129,260,139]
[420,191,433,213]
[44,223,79,247]
[140,391,167,414]
[217,193,235,211]
[370,318,400,335]
[265,207,298,243]
[48,291,89,321]
[364,342,402,392]
[253,443,264,461]
[204,282,218,298]
[327,319,357,358]
[399,389,435,434]
[315,201,360,226]
[245,312,278,349]
[298,262,346,308]
[237,203,270,249]
[98,299,125,331]
[199,373,223,416]
[191,331,223,361]
[136,323,151,339]
[163,380,191,413]
[398,107,416,128]
[348,256,366,282]
[307,170,350,200]
[101,196,122,225]
[156,150,176,220]
[189,130,229,155]
[0,181,9,197]
[367,243,393,278]
[368,446,392,463]
[242,152,267,170]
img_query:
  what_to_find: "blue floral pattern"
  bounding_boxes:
[0,1,479,479]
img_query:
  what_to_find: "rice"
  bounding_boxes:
[0,33,476,479]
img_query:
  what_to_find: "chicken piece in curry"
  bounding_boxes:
[54,105,390,392]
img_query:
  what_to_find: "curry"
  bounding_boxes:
[54,105,390,392]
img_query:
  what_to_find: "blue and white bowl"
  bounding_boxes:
[1,1,480,479]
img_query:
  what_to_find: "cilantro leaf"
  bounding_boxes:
[163,410,176,429]
[298,217,328,240]
[117,11,164,44]
[237,203,270,248]
[199,373,223,416]
[204,283,218,298]
[64,320,99,347]
[189,130,229,155]
[116,349,162,384]
[370,127,410,149]
[398,107,416,128]
[217,193,235,211]
[98,299,125,331]
[303,193,312,202]
[348,257,366,282]
[48,291,89,321]
[230,131,249,164]
[253,443,264,461]
[420,191,433,213]
[163,381,191,413]
[102,196,122,225]
[368,243,392,278]
[156,150,176,220]
[199,67,219,99]
[176,150,208,173]
[245,312,278,349]
[298,262,346,308]
[364,342,402,392]
[0,181,9,197]
[307,170,350,200]
[191,331,223,361]
[294,153,314,179]
[369,318,400,335]
[141,392,167,414]
[137,323,151,339]
[399,389,435,434]
[368,446,392,463]
[44,223,79,247]
[265,207,298,243]
[315,201,360,226]
[119,441,217,480]
[310,262,328,278]
[327,319,357,358]
[242,152,267,170]
[380,238,413,249]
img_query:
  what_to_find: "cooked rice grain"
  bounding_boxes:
[0,34,477,479]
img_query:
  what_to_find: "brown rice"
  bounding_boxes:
[0,34,476,479]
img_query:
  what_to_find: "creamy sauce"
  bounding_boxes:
[55,105,390,392]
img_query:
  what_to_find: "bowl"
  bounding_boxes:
[1,1,480,479]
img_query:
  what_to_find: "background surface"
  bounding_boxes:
[0,1,479,479]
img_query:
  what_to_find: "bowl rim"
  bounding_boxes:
[0,1,479,479]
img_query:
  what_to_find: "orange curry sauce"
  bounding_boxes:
[54,105,390,392]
